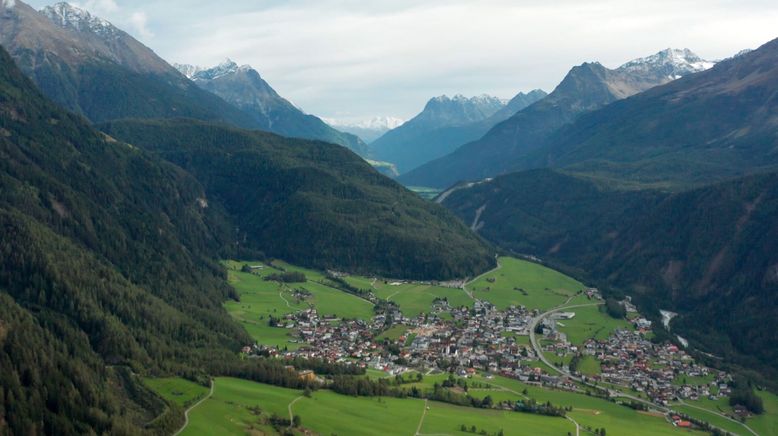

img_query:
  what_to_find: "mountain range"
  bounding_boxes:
[371,90,547,174]
[324,116,405,143]
[439,38,778,385]
[400,48,715,188]
[175,60,369,155]
[0,1,259,127]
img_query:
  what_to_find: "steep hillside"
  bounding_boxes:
[177,60,369,155]
[0,1,258,127]
[100,118,495,280]
[532,38,778,188]
[372,92,545,173]
[442,169,778,383]
[0,45,248,434]
[400,49,713,188]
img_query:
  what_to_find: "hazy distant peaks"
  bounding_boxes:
[428,93,503,107]
[40,2,118,37]
[326,116,405,130]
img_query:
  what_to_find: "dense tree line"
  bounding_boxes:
[100,118,496,280]
[264,271,307,283]
[604,298,626,319]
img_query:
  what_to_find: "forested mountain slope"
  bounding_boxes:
[0,1,258,128]
[100,118,495,280]
[442,169,778,384]
[0,45,248,434]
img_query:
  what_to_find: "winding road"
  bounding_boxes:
[461,255,502,300]
[173,379,214,436]
[677,400,758,436]
[527,301,671,414]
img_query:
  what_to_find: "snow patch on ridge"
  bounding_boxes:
[40,2,118,37]
[619,48,714,78]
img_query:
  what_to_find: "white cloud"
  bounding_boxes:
[23,0,778,120]
[129,11,152,39]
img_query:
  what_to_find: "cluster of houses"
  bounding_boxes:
[580,328,731,405]
[243,286,731,410]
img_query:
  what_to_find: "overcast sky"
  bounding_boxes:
[26,0,778,122]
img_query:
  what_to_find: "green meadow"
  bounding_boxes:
[419,401,573,435]
[557,304,632,345]
[223,260,373,348]
[468,375,702,436]
[143,377,208,408]
[748,390,778,436]
[468,257,587,310]
[349,277,474,317]
[171,377,580,436]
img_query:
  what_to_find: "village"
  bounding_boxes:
[245,289,733,410]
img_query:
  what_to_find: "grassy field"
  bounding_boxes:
[672,373,715,387]
[557,304,632,345]
[419,401,573,435]
[676,389,778,436]
[468,374,702,436]
[748,390,778,436]
[468,257,587,310]
[576,355,602,376]
[376,324,409,341]
[223,260,373,348]
[355,278,473,317]
[181,377,299,436]
[673,404,749,435]
[157,374,741,436]
[178,377,581,436]
[143,377,208,408]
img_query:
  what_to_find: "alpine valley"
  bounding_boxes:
[0,1,777,436]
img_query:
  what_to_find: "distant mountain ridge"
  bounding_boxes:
[174,59,370,155]
[324,116,405,143]
[399,48,713,188]
[371,90,546,173]
[0,1,259,127]
[528,38,778,188]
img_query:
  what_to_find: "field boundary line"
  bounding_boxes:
[414,399,429,435]
[173,378,214,436]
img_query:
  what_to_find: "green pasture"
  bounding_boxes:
[468,257,587,310]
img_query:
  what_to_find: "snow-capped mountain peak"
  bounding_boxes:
[619,48,715,79]
[40,2,118,37]
[174,59,254,81]
[173,63,203,79]
[325,116,405,130]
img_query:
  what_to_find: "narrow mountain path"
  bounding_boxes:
[278,289,292,308]
[173,378,214,436]
[461,255,501,300]
[287,395,304,429]
[566,416,580,436]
